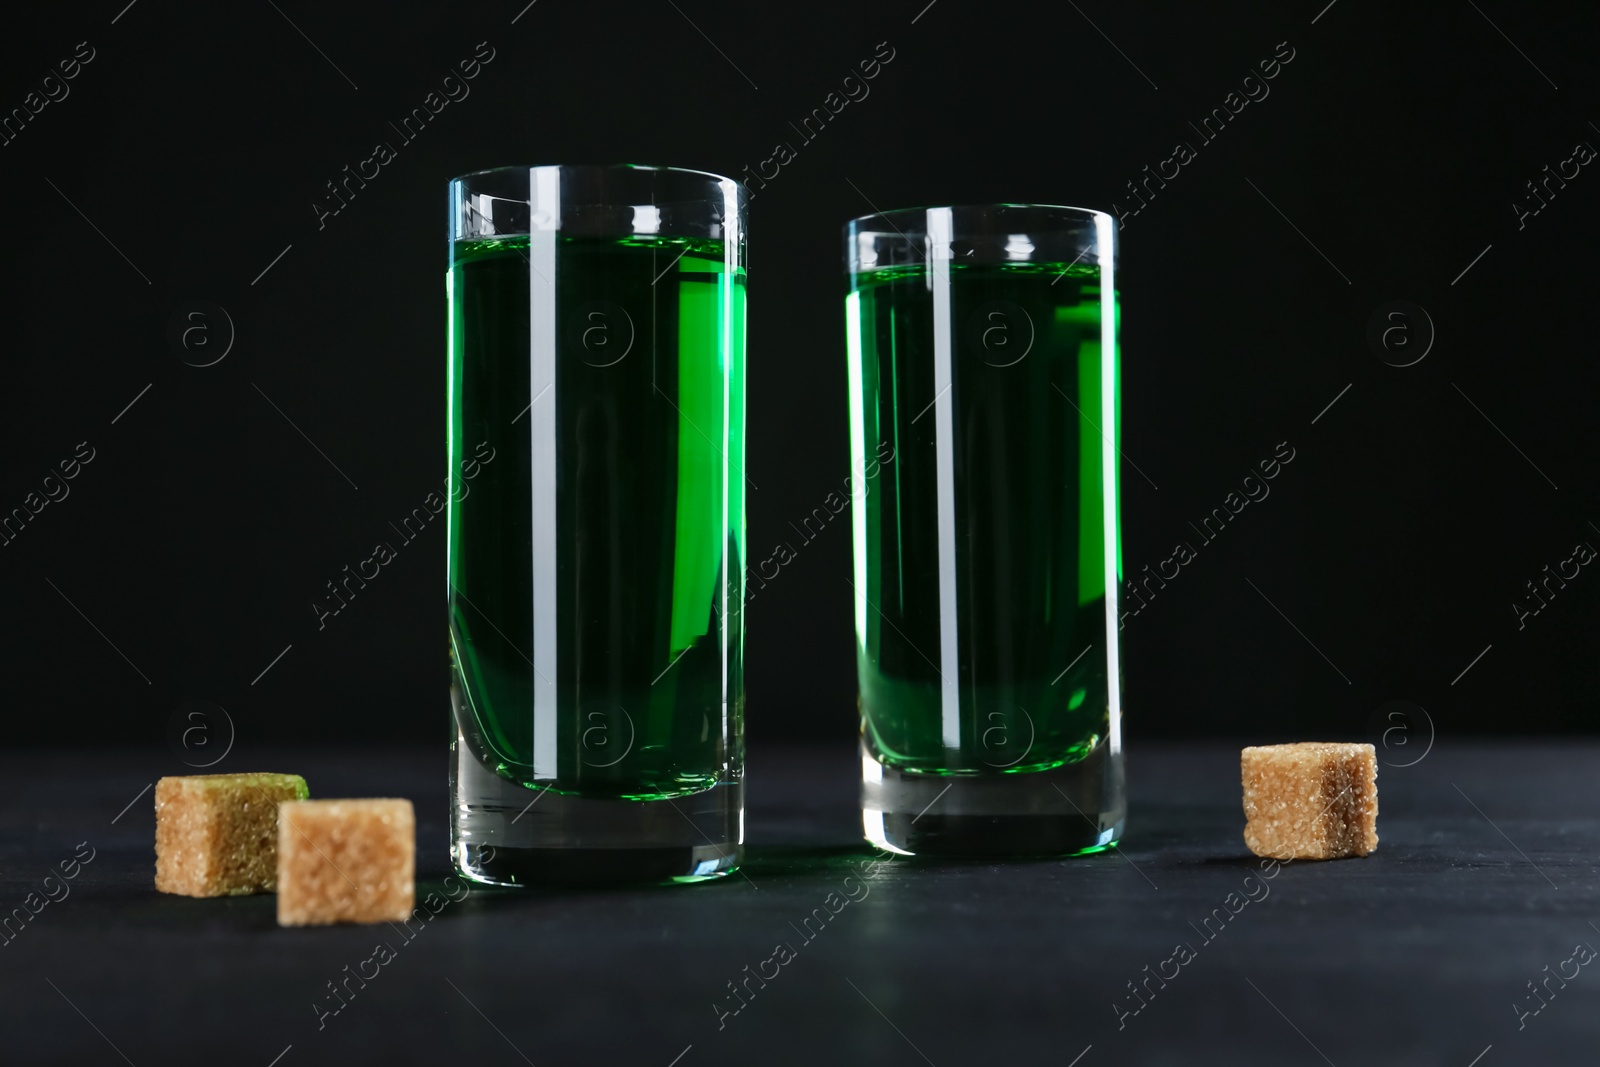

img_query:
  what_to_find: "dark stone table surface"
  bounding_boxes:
[0,741,1594,1066]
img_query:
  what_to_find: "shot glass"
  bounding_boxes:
[844,204,1124,856]
[448,165,747,884]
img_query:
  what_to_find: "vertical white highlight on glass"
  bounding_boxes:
[1094,211,1123,756]
[719,179,739,737]
[529,166,561,779]
[445,269,456,586]
[631,204,661,234]
[927,207,961,752]
[845,290,869,646]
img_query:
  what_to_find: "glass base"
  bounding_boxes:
[455,840,741,886]
[451,718,742,887]
[860,737,1124,857]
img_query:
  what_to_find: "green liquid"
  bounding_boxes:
[448,234,745,800]
[846,261,1120,775]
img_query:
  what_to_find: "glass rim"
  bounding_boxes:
[843,202,1111,233]
[448,162,745,193]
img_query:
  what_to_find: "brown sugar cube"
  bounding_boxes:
[277,799,414,927]
[155,773,310,897]
[1241,742,1378,860]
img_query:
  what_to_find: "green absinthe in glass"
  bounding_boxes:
[448,233,745,801]
[846,260,1120,776]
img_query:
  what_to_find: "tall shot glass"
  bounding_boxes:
[844,204,1124,856]
[448,166,747,884]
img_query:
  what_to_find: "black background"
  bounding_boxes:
[4,0,1597,751]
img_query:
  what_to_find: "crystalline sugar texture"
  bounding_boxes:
[1241,742,1377,860]
[277,799,415,926]
[155,773,310,897]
